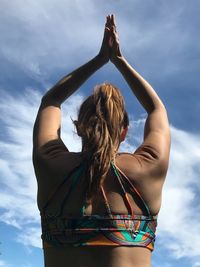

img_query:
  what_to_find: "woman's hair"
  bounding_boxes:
[73,83,129,201]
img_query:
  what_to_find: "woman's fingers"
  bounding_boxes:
[111,14,116,26]
[104,14,119,48]
[106,15,112,29]
[105,15,117,40]
[105,14,116,28]
[104,14,122,63]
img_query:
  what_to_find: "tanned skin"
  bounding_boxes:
[33,14,170,267]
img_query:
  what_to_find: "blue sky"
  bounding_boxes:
[0,0,200,266]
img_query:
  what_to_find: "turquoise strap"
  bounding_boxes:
[111,162,134,216]
[81,205,86,216]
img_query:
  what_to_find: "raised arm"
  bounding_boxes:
[108,14,171,177]
[33,17,111,149]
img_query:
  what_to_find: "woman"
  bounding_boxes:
[33,14,170,267]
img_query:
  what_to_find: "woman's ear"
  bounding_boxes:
[120,126,128,142]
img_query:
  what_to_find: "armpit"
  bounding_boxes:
[33,138,69,160]
[134,144,160,161]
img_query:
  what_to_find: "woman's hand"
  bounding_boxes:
[107,14,123,64]
[98,16,111,64]
[98,14,123,64]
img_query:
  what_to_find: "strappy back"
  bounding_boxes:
[41,160,151,218]
[40,160,158,251]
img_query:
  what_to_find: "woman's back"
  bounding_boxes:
[34,145,166,267]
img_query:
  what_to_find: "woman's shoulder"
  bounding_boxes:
[115,152,140,176]
[33,139,85,182]
[116,147,168,182]
[115,151,165,187]
[33,139,86,165]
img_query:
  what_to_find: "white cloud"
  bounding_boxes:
[16,227,42,249]
[156,126,200,258]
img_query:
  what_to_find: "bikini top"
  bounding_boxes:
[40,160,158,251]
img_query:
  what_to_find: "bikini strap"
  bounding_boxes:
[95,162,133,218]
[111,162,151,217]
[111,162,134,216]
[100,186,113,218]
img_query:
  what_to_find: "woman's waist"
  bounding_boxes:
[43,244,152,267]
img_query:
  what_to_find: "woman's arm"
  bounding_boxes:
[41,54,107,105]
[33,17,111,149]
[108,14,171,177]
[115,56,170,169]
[108,14,165,113]
[113,57,165,113]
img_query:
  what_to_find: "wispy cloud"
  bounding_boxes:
[0,0,99,83]
[16,227,42,249]
[157,126,200,258]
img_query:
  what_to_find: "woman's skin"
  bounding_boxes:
[33,14,171,267]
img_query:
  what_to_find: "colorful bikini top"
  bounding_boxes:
[40,160,158,251]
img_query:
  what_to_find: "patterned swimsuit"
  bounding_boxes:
[41,161,158,251]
